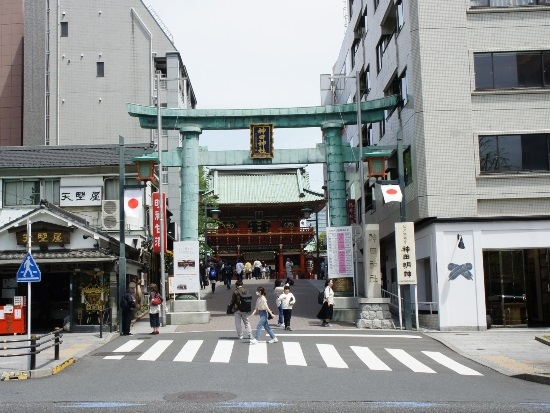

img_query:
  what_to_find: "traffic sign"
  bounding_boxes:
[16,252,41,282]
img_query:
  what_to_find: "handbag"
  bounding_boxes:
[151,295,162,306]
[204,279,209,286]
[226,304,234,315]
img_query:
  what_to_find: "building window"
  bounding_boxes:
[474,51,550,90]
[60,22,68,37]
[97,62,104,77]
[376,35,392,73]
[362,123,373,147]
[360,67,371,100]
[397,2,405,31]
[404,147,413,185]
[400,69,408,106]
[3,180,60,206]
[471,0,550,8]
[351,38,361,69]
[162,166,168,185]
[479,134,550,172]
[374,0,380,11]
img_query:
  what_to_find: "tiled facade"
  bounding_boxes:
[0,0,23,146]
[330,0,550,329]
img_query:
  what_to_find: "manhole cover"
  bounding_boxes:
[165,391,236,402]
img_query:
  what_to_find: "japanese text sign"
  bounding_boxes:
[395,222,417,285]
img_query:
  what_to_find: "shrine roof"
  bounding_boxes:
[208,166,324,205]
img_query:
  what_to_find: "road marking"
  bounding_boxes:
[248,341,268,364]
[104,355,124,360]
[283,342,307,366]
[210,340,234,363]
[137,340,172,361]
[113,340,143,353]
[317,344,348,368]
[386,348,435,373]
[422,351,483,376]
[275,334,422,339]
[351,346,392,371]
[174,340,203,362]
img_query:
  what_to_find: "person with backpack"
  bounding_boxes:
[317,278,334,327]
[208,263,218,293]
[228,280,252,339]
[121,286,136,336]
[223,262,233,290]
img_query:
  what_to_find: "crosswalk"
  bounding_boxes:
[102,338,483,376]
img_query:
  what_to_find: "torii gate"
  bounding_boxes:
[127,96,397,246]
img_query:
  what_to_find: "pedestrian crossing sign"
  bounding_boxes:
[16,252,41,282]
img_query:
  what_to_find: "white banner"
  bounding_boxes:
[60,186,102,206]
[395,222,417,285]
[326,226,354,278]
[173,241,200,293]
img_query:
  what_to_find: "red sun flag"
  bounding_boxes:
[127,198,139,209]
[124,189,143,219]
[381,185,402,203]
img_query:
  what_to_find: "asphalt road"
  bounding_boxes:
[1,330,549,412]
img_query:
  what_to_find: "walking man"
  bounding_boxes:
[235,259,245,282]
[229,281,252,339]
[285,257,293,278]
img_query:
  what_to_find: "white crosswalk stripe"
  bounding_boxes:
[138,340,172,361]
[103,339,482,376]
[174,340,203,362]
[351,346,391,371]
[210,340,234,363]
[283,342,307,366]
[386,348,436,373]
[317,344,348,368]
[422,351,483,376]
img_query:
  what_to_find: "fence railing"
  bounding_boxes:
[381,289,439,327]
[0,329,63,370]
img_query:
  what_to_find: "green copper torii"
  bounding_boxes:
[128,96,397,241]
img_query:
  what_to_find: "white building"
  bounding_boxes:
[23,0,197,235]
[327,0,550,330]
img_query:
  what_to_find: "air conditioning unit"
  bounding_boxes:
[101,200,119,231]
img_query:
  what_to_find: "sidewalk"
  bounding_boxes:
[1,278,549,385]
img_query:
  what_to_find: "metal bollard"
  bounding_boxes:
[54,328,60,360]
[30,335,37,370]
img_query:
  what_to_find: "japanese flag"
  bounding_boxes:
[381,184,402,203]
[124,189,143,220]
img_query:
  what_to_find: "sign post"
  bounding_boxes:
[16,220,41,370]
[395,222,418,330]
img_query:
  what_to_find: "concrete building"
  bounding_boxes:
[327,0,550,330]
[23,0,197,235]
[0,0,24,146]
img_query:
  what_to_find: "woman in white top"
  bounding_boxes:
[316,278,334,327]
[250,287,277,344]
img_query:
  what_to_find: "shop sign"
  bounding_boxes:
[395,222,417,285]
[152,192,167,253]
[59,186,102,206]
[250,124,274,159]
[16,231,70,245]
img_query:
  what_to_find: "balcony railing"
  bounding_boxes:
[207,227,314,236]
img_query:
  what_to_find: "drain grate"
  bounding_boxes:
[164,391,237,403]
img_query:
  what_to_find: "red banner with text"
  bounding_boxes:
[152,192,167,253]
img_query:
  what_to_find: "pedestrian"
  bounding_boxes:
[317,278,334,327]
[228,280,252,339]
[244,261,252,279]
[260,262,267,279]
[121,286,136,336]
[235,259,245,282]
[274,279,285,327]
[319,260,326,280]
[249,287,278,344]
[199,260,206,289]
[277,284,296,331]
[285,257,293,278]
[208,263,218,293]
[223,261,233,289]
[148,283,161,334]
[253,258,262,279]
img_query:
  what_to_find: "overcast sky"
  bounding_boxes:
[144,0,345,191]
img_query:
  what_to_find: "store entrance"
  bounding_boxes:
[483,249,550,327]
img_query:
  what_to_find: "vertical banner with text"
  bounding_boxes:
[395,222,418,285]
[152,192,167,253]
[171,241,200,294]
[326,226,354,278]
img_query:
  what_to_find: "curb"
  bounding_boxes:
[425,332,550,386]
[535,336,550,347]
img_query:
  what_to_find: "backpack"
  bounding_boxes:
[238,290,252,312]
[209,268,217,279]
[317,289,325,305]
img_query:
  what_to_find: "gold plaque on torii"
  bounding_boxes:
[250,124,274,159]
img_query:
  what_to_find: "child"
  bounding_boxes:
[277,284,296,331]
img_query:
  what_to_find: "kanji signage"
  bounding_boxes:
[250,124,274,159]
[395,222,417,285]
[347,199,357,224]
[152,192,167,253]
[16,231,70,246]
[365,224,381,296]
[60,186,102,206]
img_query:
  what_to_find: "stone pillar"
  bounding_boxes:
[321,122,347,227]
[180,126,201,241]
[365,224,382,298]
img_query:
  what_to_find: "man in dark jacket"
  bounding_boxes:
[121,287,136,336]
[229,281,252,339]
